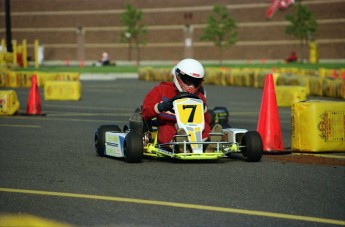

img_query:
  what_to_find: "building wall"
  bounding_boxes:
[0,0,344,62]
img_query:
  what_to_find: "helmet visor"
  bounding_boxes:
[176,68,202,87]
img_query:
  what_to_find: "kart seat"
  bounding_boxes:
[129,107,157,133]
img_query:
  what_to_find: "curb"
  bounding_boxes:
[80,73,138,81]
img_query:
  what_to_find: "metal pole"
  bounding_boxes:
[5,0,13,52]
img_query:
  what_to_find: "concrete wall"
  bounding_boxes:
[0,0,344,62]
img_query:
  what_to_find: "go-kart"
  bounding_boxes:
[95,93,263,163]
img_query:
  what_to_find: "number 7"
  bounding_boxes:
[183,105,197,122]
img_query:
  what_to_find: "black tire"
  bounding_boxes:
[241,131,263,162]
[124,132,143,163]
[95,125,121,157]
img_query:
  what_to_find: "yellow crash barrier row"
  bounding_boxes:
[291,100,345,152]
[0,90,20,115]
[0,70,6,87]
[44,81,81,101]
[275,86,307,107]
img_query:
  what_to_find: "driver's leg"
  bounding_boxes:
[175,128,189,153]
[205,124,223,153]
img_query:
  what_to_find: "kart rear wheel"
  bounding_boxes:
[241,131,263,162]
[95,125,121,157]
[124,132,143,163]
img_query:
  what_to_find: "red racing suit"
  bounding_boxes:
[142,82,211,144]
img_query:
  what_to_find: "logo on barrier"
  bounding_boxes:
[318,112,345,142]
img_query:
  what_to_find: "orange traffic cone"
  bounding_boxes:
[257,73,286,153]
[26,74,42,115]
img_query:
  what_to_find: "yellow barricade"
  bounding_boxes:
[56,72,80,81]
[44,81,81,101]
[138,68,146,80]
[249,68,261,88]
[0,70,6,87]
[160,68,172,82]
[322,78,337,98]
[36,72,57,87]
[279,67,300,75]
[203,68,216,85]
[0,90,20,115]
[276,74,287,86]
[334,79,345,99]
[240,69,252,87]
[257,71,269,88]
[224,69,233,86]
[232,69,243,86]
[318,68,336,78]
[275,86,307,107]
[308,76,323,96]
[16,71,35,87]
[214,70,226,86]
[142,67,154,81]
[291,100,345,152]
[6,71,21,88]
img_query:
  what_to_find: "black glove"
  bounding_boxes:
[157,100,173,112]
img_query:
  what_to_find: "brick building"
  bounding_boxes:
[0,0,344,63]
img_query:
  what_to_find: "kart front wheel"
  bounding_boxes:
[124,132,143,163]
[95,125,121,157]
[241,131,263,162]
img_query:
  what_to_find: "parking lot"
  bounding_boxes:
[0,78,344,226]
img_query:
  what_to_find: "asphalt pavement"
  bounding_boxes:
[0,76,344,226]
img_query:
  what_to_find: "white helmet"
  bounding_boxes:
[173,58,205,94]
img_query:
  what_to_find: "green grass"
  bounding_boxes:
[16,65,139,73]
[13,62,344,73]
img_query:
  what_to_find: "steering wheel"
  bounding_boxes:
[169,92,200,103]
[168,92,201,113]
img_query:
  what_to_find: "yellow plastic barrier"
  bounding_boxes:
[44,81,81,101]
[36,72,57,87]
[224,69,233,86]
[0,70,6,87]
[240,70,252,87]
[56,72,80,81]
[322,78,337,98]
[275,86,307,107]
[0,90,20,115]
[318,68,336,78]
[17,71,35,87]
[249,68,261,88]
[291,100,345,152]
[6,71,21,88]
[214,70,226,86]
[141,67,154,81]
[279,67,300,75]
[334,79,345,99]
[159,68,172,82]
[309,76,323,96]
[204,68,217,85]
[138,68,145,80]
[232,69,243,86]
[257,71,269,88]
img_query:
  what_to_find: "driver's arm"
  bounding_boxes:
[142,86,164,120]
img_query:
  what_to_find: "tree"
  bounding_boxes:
[285,3,318,62]
[200,5,237,65]
[120,3,146,65]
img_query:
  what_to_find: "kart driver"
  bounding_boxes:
[142,58,221,152]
